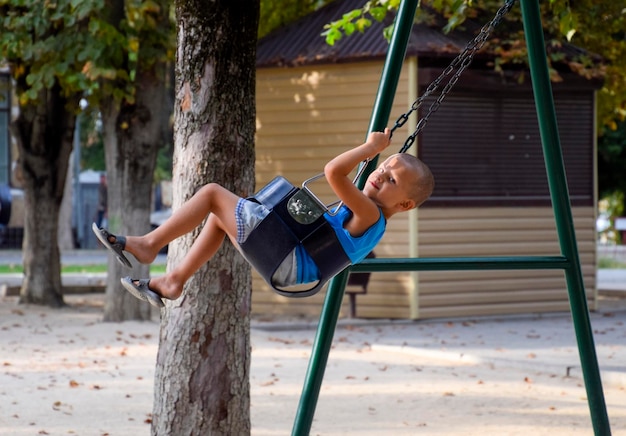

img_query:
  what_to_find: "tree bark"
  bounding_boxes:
[100,63,169,321]
[12,83,78,307]
[100,0,171,322]
[152,0,258,433]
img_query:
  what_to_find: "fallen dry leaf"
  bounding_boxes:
[268,336,294,345]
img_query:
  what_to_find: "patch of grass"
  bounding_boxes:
[598,257,626,269]
[0,264,22,274]
[0,264,166,275]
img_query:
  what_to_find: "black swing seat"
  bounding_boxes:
[239,176,351,298]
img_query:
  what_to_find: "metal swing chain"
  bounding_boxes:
[392,0,517,154]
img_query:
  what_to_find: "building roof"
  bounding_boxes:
[256,0,496,68]
[256,0,600,71]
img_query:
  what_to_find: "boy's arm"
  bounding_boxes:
[324,128,391,233]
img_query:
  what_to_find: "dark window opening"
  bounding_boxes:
[418,89,594,207]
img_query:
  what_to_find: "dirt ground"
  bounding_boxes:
[1,293,625,436]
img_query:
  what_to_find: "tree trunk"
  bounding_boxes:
[100,0,171,322]
[152,0,258,434]
[12,83,78,307]
[100,63,168,322]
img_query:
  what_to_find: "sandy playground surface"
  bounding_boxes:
[0,293,625,436]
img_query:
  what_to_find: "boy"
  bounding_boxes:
[93,128,434,308]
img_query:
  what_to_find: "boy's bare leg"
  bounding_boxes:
[147,213,232,299]
[126,183,241,300]
[123,183,240,265]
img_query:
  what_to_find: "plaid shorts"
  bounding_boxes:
[235,198,297,286]
[235,198,270,245]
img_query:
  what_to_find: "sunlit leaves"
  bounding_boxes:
[558,7,576,42]
[322,0,401,45]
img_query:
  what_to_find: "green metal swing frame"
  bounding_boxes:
[290,0,612,435]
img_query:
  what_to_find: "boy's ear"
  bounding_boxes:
[399,199,416,211]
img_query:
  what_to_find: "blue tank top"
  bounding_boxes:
[296,205,386,284]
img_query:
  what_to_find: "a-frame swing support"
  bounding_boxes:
[291,0,611,434]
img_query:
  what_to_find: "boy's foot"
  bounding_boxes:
[92,223,133,268]
[120,277,165,308]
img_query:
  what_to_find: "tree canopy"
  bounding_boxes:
[1,0,100,106]
[1,0,173,111]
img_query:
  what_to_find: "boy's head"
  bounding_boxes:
[364,153,434,217]
[393,153,434,209]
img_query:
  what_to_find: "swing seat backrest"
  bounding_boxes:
[240,176,351,298]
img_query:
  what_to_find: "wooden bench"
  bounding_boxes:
[346,251,375,318]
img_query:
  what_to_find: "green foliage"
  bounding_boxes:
[0,0,103,106]
[322,0,401,46]
[550,0,626,131]
[0,0,174,109]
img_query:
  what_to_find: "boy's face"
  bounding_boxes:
[362,155,415,212]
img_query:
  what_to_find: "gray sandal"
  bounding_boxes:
[120,277,165,308]
[92,222,132,268]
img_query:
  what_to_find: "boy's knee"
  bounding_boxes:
[198,183,230,207]
[200,183,222,197]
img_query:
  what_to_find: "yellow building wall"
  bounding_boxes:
[359,206,597,319]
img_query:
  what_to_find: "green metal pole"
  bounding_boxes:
[291,0,420,434]
[350,255,570,272]
[519,0,610,434]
